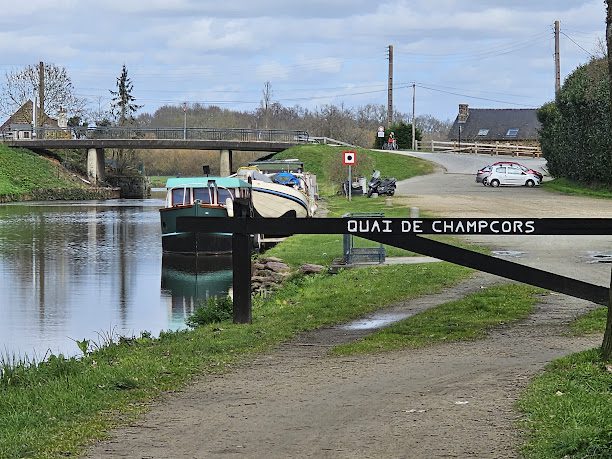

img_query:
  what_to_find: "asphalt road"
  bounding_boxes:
[391,151,612,287]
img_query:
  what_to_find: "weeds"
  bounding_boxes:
[186,295,234,327]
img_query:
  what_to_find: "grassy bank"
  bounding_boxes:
[0,262,474,458]
[0,145,82,194]
[274,144,433,195]
[542,177,612,199]
[0,144,94,201]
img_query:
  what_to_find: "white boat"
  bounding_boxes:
[235,166,317,218]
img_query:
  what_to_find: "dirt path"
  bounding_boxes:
[85,273,600,459]
[85,161,610,458]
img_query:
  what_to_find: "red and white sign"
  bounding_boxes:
[343,150,356,165]
[377,125,385,138]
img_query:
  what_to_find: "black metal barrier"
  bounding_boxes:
[177,215,612,323]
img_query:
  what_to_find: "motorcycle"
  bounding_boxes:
[367,170,396,197]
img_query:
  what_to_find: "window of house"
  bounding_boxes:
[477,129,489,136]
[505,128,519,137]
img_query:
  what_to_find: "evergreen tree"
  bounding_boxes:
[109,65,142,173]
[110,64,142,126]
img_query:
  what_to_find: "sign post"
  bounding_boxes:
[343,150,356,201]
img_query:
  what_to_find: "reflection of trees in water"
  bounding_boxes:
[0,204,149,329]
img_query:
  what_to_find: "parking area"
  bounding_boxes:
[392,151,612,287]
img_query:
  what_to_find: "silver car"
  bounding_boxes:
[476,165,492,184]
[486,166,540,187]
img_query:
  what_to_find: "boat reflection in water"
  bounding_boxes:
[160,253,233,328]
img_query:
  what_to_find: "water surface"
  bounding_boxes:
[0,197,232,360]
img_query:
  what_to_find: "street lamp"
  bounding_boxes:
[183,102,187,140]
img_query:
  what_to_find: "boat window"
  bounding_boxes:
[171,188,187,205]
[218,188,234,203]
[193,187,211,203]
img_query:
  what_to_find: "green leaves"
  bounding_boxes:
[539,58,612,187]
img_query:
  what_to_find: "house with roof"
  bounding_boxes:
[448,104,541,147]
[0,100,64,139]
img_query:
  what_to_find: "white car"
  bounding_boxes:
[486,165,540,187]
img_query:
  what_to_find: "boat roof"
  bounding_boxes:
[165,176,251,188]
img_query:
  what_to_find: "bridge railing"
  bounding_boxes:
[2,127,310,143]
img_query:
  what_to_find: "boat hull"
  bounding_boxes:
[251,181,310,218]
[160,204,232,254]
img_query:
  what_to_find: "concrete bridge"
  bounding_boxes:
[2,127,309,182]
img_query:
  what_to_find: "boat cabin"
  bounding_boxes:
[164,177,251,208]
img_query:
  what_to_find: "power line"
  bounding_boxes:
[395,31,550,63]
[413,84,536,107]
[560,31,596,58]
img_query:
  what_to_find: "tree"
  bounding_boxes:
[0,62,86,119]
[109,65,142,173]
[110,64,142,127]
[260,81,273,128]
[602,0,612,362]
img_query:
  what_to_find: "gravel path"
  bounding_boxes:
[84,152,611,459]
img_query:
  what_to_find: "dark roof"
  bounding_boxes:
[448,108,540,141]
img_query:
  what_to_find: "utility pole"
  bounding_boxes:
[411,83,416,150]
[554,20,561,96]
[183,102,187,140]
[387,45,393,128]
[38,61,44,129]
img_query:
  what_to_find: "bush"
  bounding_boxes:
[538,58,612,186]
[186,296,233,326]
[373,121,422,149]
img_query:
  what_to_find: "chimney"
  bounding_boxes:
[458,103,469,123]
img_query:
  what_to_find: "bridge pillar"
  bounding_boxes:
[87,148,105,184]
[219,149,233,176]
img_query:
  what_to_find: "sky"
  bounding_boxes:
[0,0,606,123]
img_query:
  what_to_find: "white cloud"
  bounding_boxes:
[0,0,605,120]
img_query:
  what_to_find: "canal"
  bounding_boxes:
[0,193,232,361]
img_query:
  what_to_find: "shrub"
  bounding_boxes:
[538,58,612,186]
[186,296,233,326]
[373,121,422,149]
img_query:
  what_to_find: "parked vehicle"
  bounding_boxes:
[476,165,492,184]
[486,166,541,187]
[476,161,543,186]
[491,161,543,180]
[367,170,397,197]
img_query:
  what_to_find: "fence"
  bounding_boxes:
[1,127,310,143]
[414,139,541,157]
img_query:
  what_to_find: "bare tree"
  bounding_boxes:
[602,0,612,362]
[0,62,86,119]
[416,114,453,141]
[260,81,273,128]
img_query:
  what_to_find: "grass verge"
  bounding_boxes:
[517,349,612,458]
[0,262,473,458]
[571,307,608,336]
[332,283,543,355]
[542,178,612,199]
[519,293,610,458]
